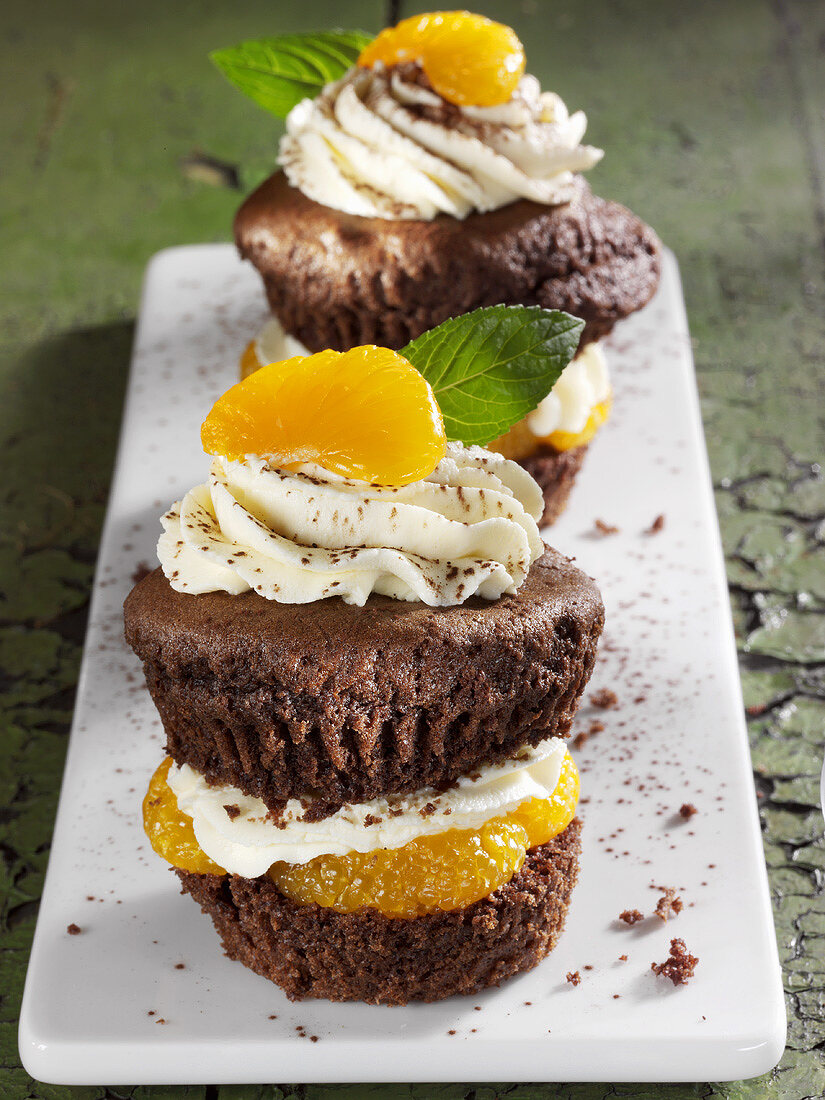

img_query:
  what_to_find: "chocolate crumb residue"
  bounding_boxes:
[572,719,606,750]
[566,970,581,986]
[679,802,698,820]
[224,804,241,820]
[448,1029,457,1036]
[594,518,620,535]
[619,954,628,962]
[651,938,698,985]
[654,888,683,922]
[363,813,382,827]
[619,909,643,926]
[268,1014,278,1020]
[67,923,82,935]
[310,1035,319,1043]
[591,688,618,709]
[174,962,185,970]
[645,514,665,535]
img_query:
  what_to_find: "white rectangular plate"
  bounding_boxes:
[20,245,786,1085]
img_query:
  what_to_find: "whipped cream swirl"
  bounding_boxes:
[166,737,568,876]
[158,442,544,607]
[279,63,603,220]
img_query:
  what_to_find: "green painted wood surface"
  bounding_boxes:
[2,0,824,1095]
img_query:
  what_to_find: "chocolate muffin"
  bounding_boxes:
[235,172,660,355]
[226,19,660,527]
[125,548,603,816]
[132,339,602,1003]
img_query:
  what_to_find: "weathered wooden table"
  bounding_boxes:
[2,0,824,1096]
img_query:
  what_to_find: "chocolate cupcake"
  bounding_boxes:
[130,327,603,1003]
[224,13,659,522]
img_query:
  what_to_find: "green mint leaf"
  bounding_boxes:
[400,305,586,446]
[210,31,374,118]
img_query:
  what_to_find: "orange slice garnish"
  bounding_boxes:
[201,345,446,486]
[359,10,526,108]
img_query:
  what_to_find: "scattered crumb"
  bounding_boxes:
[572,719,606,750]
[473,1005,482,1011]
[619,954,628,962]
[651,938,699,985]
[147,1010,155,1017]
[591,688,618,709]
[447,1029,457,1036]
[223,804,241,820]
[67,923,82,935]
[619,909,643,925]
[310,1035,319,1043]
[268,1014,278,1020]
[645,514,665,535]
[655,888,683,922]
[594,518,619,536]
[679,803,698,820]
[583,965,594,971]
[174,962,186,970]
[155,1018,167,1025]
[566,971,581,986]
[612,994,621,999]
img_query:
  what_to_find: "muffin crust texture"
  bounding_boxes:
[234,173,661,353]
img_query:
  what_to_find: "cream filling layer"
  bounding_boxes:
[166,737,568,878]
[157,442,544,607]
[279,65,603,220]
[255,318,610,440]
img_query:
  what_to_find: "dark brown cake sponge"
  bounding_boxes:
[175,818,581,1004]
[124,549,603,816]
[234,172,660,353]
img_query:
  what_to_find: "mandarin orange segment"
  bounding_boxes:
[143,758,226,876]
[201,345,446,486]
[359,10,526,107]
[269,815,529,919]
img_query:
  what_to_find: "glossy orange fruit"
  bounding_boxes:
[143,758,225,876]
[201,345,446,486]
[359,10,526,107]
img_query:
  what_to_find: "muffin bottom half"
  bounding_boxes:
[175,818,581,1005]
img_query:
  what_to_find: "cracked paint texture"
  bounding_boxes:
[1,0,823,1096]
